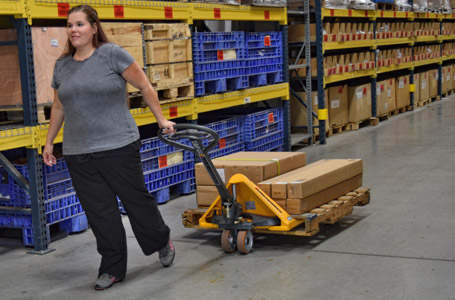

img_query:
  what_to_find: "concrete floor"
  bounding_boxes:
[1,97,455,300]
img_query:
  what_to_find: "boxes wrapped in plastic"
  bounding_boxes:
[348,0,375,10]
[394,0,412,11]
[323,0,350,9]
[443,0,452,13]
[428,0,443,12]
[243,0,287,7]
[413,0,428,12]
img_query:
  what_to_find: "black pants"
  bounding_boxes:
[65,146,170,279]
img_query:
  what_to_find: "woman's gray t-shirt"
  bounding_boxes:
[51,43,139,155]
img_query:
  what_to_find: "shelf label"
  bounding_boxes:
[406,12,408,18]
[214,8,221,19]
[330,9,335,17]
[393,11,396,18]
[268,113,274,123]
[165,7,173,19]
[158,155,168,168]
[244,97,251,104]
[169,106,178,117]
[427,12,430,18]
[264,10,270,20]
[219,138,226,149]
[58,3,69,17]
[348,10,352,17]
[380,11,384,18]
[365,11,369,17]
[217,50,224,60]
[264,36,271,47]
[114,5,124,18]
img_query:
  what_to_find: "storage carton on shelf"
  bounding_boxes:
[395,75,410,109]
[290,90,330,135]
[376,80,389,117]
[386,78,396,113]
[348,83,372,123]
[328,85,349,128]
[429,69,439,98]
[420,71,430,103]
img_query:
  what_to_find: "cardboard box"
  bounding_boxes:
[429,69,438,98]
[290,90,329,134]
[447,65,453,92]
[289,23,316,42]
[348,84,372,123]
[258,159,362,199]
[0,27,67,106]
[395,75,410,109]
[196,185,220,207]
[328,85,349,127]
[376,80,389,116]
[413,73,420,105]
[195,152,307,186]
[386,78,396,112]
[286,174,363,214]
[420,71,430,102]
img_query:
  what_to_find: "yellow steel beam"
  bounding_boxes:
[130,99,194,127]
[414,58,442,67]
[415,35,441,43]
[27,0,191,22]
[414,12,440,19]
[441,35,455,41]
[324,69,376,85]
[0,0,25,17]
[376,37,414,47]
[442,54,455,61]
[196,83,289,114]
[324,40,374,52]
[0,126,34,151]
[376,10,412,19]
[321,7,375,19]
[377,62,413,74]
[191,3,286,24]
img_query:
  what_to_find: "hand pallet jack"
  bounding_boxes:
[158,124,311,254]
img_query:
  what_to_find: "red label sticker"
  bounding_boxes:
[406,12,408,18]
[264,36,271,47]
[165,7,173,19]
[404,77,407,84]
[348,10,352,17]
[338,86,343,94]
[394,11,396,18]
[427,12,430,18]
[217,50,224,60]
[58,3,69,17]
[381,84,385,91]
[365,11,368,17]
[363,87,367,95]
[214,8,221,19]
[381,11,384,18]
[114,5,124,18]
[264,10,270,20]
[268,113,274,123]
[330,9,335,17]
[219,138,226,149]
[158,156,168,168]
[170,106,178,117]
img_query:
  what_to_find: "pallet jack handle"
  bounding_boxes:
[157,124,233,204]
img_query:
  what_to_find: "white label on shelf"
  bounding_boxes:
[331,99,340,109]
[244,97,251,104]
[399,79,404,89]
[387,87,391,98]
[377,87,381,96]
[314,95,318,106]
[216,168,226,183]
[356,90,363,100]
[50,39,58,47]
[422,80,426,89]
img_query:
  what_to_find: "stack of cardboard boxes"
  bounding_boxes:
[195,151,363,216]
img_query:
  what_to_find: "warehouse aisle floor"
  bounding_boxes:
[1,97,455,300]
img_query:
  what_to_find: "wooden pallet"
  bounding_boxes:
[182,188,370,237]
[442,90,454,98]
[370,113,389,126]
[0,105,51,124]
[390,106,407,116]
[129,82,194,108]
[147,61,193,87]
[331,124,348,135]
[313,129,332,142]
[430,95,441,102]
[346,119,372,131]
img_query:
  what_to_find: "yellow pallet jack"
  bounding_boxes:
[158,124,308,254]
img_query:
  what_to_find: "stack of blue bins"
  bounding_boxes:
[242,106,284,152]
[245,32,283,87]
[0,158,87,246]
[193,32,249,96]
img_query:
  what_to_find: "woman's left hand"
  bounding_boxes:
[159,119,176,134]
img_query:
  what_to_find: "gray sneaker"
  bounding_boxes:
[159,240,175,267]
[94,273,123,290]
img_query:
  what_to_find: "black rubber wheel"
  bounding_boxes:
[221,230,237,253]
[237,230,253,254]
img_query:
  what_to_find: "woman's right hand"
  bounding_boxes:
[42,144,56,167]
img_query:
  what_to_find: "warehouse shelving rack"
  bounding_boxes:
[312,1,455,144]
[0,0,289,253]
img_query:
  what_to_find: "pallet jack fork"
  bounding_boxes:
[158,124,306,254]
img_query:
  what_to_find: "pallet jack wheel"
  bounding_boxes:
[237,230,253,254]
[221,230,237,253]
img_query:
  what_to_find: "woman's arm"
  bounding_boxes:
[122,61,175,131]
[43,89,65,166]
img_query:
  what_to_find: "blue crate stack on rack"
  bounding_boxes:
[242,106,284,152]
[245,32,284,87]
[135,136,195,205]
[0,158,87,246]
[199,116,245,159]
[193,32,249,96]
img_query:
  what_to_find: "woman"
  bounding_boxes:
[42,5,176,290]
